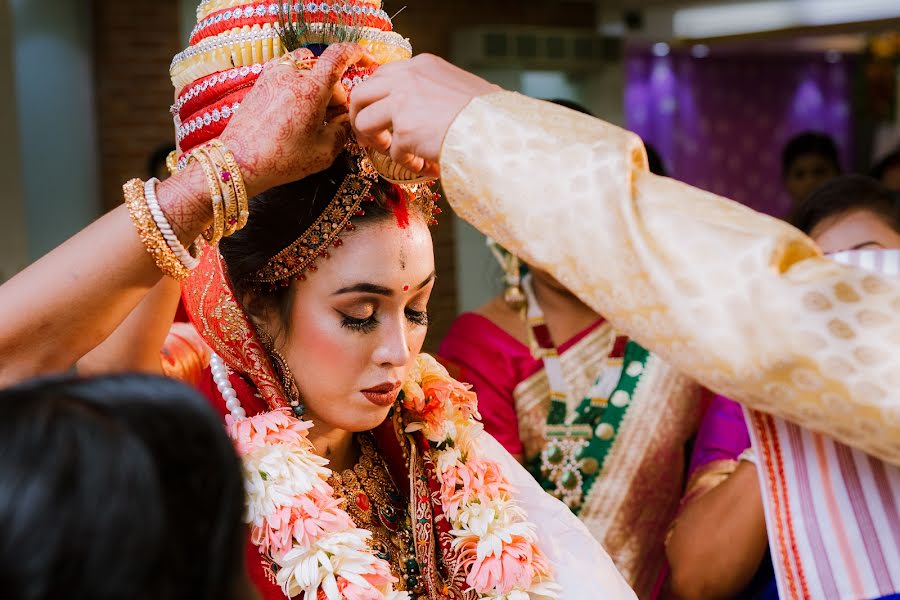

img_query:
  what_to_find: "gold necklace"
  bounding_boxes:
[329,433,424,596]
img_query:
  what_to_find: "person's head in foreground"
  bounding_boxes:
[0,374,249,600]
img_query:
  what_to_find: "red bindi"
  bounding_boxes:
[403,285,410,292]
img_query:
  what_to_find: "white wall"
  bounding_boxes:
[0,0,28,281]
[10,0,99,260]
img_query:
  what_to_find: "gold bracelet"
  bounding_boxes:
[123,179,191,280]
[207,139,249,231]
[199,145,238,237]
[187,149,225,245]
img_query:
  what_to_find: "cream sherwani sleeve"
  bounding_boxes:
[440,91,900,465]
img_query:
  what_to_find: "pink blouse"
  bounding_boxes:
[438,312,600,456]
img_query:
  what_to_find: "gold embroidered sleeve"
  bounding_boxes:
[440,91,900,465]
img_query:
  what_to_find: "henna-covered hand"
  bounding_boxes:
[221,43,368,197]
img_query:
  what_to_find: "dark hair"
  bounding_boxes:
[547,98,594,116]
[870,146,900,182]
[148,143,177,179]
[787,174,900,235]
[644,143,668,177]
[781,131,841,177]
[0,374,246,600]
[220,151,431,324]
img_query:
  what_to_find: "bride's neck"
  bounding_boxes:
[306,417,358,472]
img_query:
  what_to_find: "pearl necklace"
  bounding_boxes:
[210,352,246,420]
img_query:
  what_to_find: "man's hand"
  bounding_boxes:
[349,54,500,178]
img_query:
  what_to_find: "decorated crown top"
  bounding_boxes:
[170,0,412,159]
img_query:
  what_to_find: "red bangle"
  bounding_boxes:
[190,1,392,46]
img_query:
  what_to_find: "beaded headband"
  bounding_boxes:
[248,145,375,287]
[244,144,441,290]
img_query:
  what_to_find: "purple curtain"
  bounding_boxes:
[625,49,855,217]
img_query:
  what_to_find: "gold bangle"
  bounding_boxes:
[207,139,249,231]
[188,149,225,245]
[123,179,191,281]
[200,145,238,237]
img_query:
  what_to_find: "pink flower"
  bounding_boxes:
[252,486,354,555]
[227,408,314,456]
[336,576,382,600]
[440,458,512,519]
[464,536,544,594]
[335,559,397,600]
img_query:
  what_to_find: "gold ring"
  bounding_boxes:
[276,53,314,70]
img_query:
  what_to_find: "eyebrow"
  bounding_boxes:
[848,241,885,251]
[332,271,436,296]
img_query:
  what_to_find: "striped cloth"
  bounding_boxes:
[745,249,900,600]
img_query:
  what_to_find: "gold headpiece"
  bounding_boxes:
[245,145,441,289]
[248,146,377,287]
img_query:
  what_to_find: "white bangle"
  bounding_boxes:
[144,178,200,271]
[737,447,758,466]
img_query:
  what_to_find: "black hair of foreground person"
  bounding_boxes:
[0,374,247,600]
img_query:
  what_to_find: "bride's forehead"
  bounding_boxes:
[321,218,434,273]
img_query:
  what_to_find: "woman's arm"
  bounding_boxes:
[0,44,365,386]
[76,279,182,376]
[0,177,204,385]
[666,462,768,600]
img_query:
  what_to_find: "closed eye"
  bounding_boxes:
[405,308,429,327]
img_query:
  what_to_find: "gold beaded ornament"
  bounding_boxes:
[123,178,192,281]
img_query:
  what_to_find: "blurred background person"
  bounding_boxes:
[781,131,842,206]
[871,145,900,190]
[439,134,695,599]
[665,174,900,600]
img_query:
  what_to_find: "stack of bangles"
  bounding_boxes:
[123,139,248,280]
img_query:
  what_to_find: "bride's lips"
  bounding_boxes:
[360,382,401,407]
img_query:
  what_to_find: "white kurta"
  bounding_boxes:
[441,91,900,467]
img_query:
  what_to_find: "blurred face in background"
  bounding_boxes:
[811,209,900,254]
[785,153,840,205]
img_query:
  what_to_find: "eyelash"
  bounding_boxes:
[339,309,429,333]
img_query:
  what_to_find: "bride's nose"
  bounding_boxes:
[372,315,411,368]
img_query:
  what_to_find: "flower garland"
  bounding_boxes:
[221,353,558,600]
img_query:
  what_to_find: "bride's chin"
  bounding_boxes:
[335,402,394,433]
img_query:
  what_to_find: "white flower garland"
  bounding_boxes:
[212,352,559,599]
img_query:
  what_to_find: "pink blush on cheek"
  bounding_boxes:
[285,309,362,399]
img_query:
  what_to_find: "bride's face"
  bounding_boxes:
[280,215,435,432]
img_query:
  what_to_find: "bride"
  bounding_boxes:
[0,3,633,600]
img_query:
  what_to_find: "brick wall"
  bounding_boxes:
[93,0,182,212]
[91,0,595,351]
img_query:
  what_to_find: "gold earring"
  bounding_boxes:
[488,239,526,311]
[257,328,305,417]
[269,348,305,418]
